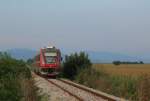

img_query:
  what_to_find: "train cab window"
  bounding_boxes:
[45,56,56,64]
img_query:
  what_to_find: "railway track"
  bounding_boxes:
[33,73,127,101]
[47,79,127,101]
[47,79,83,101]
[57,79,127,101]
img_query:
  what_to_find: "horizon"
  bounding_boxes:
[2,48,150,63]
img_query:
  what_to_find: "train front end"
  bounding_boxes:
[36,46,61,77]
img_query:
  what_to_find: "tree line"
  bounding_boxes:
[113,60,144,65]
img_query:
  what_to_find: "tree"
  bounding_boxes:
[63,52,92,80]
[113,61,121,65]
[27,58,34,64]
[140,61,144,64]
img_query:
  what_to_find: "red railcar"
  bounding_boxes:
[34,46,62,76]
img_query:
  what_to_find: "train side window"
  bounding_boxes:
[61,57,63,61]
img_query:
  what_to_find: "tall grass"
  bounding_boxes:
[109,76,138,100]
[75,68,110,92]
[20,78,39,101]
[137,74,150,101]
[75,67,150,101]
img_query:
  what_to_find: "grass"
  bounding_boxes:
[93,64,150,77]
[75,64,150,101]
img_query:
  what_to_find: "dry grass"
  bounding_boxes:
[137,74,150,101]
[93,64,150,77]
[20,78,39,101]
[75,64,150,100]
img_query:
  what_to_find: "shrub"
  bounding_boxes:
[27,58,34,64]
[0,52,37,101]
[0,76,22,101]
[0,57,31,79]
[63,52,91,80]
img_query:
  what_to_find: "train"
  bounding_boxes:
[34,46,62,76]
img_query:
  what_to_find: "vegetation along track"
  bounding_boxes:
[47,78,127,101]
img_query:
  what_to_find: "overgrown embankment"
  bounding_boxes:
[62,52,150,101]
[0,52,38,101]
[76,67,150,101]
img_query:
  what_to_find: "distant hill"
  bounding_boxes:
[4,48,150,63]
[85,51,142,63]
[89,51,150,63]
[6,49,37,61]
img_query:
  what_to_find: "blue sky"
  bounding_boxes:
[0,0,150,55]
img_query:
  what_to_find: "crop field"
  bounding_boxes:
[92,64,150,77]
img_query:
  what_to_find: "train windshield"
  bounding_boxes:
[44,52,57,64]
[45,56,56,64]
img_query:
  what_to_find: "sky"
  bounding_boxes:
[0,0,150,55]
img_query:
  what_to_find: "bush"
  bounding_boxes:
[0,57,31,79]
[0,76,22,101]
[63,52,91,80]
[0,52,37,101]
[27,58,34,64]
